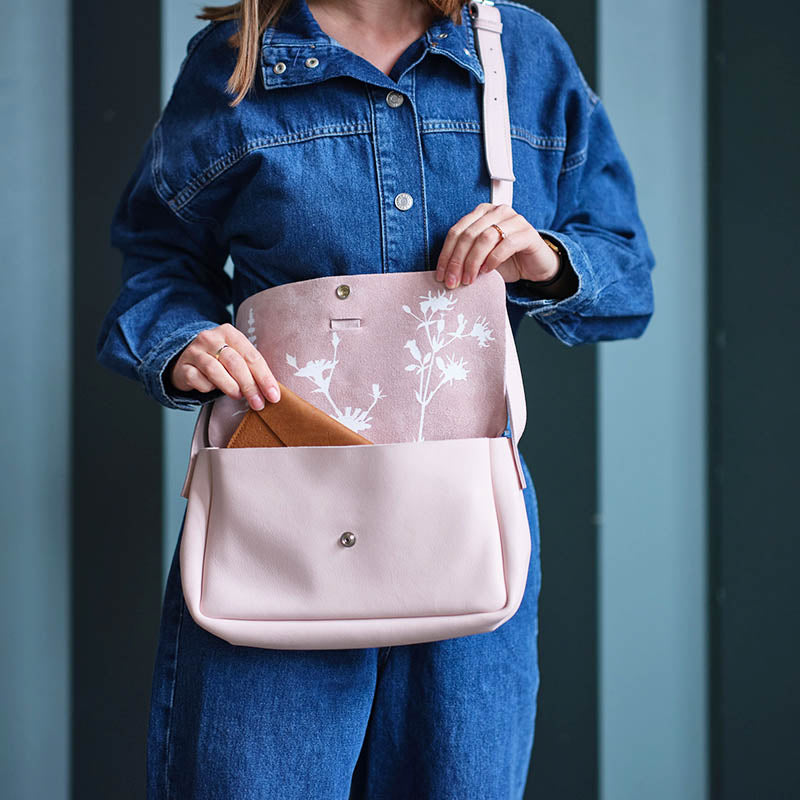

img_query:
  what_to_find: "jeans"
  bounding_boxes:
[146,451,542,800]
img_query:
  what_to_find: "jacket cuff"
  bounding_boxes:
[504,229,599,345]
[137,320,225,411]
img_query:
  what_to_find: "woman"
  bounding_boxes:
[96,0,656,797]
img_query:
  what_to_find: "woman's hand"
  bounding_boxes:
[435,202,560,288]
[168,323,281,410]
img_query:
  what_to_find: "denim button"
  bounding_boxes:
[305,57,319,68]
[386,91,404,108]
[272,62,286,74]
[394,192,413,211]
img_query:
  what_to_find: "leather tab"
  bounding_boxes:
[180,402,212,499]
[471,17,503,34]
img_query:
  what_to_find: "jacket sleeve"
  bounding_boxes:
[505,43,656,346]
[95,127,232,410]
[96,23,234,411]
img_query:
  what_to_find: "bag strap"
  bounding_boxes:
[469,0,516,206]
[470,0,527,488]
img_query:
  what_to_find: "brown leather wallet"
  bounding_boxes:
[226,380,373,448]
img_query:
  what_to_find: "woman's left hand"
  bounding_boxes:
[435,202,559,288]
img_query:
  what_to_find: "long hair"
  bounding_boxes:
[198,0,469,107]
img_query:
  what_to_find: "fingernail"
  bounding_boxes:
[267,386,280,403]
[462,274,471,285]
[446,274,457,288]
[250,394,265,410]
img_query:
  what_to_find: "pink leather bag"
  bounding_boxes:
[178,0,532,649]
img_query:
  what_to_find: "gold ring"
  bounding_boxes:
[491,223,506,240]
[213,344,230,360]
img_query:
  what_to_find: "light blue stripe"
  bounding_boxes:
[597,1,708,798]
[161,2,221,588]
[0,2,71,797]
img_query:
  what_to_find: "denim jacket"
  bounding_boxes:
[96,0,656,411]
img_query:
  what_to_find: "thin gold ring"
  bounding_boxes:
[491,223,506,240]
[213,343,230,360]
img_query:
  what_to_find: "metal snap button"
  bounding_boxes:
[336,284,350,299]
[340,531,356,547]
[273,61,287,74]
[438,32,449,38]
[394,192,413,211]
[386,90,404,108]
[305,56,319,68]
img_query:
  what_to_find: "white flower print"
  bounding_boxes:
[286,331,386,433]
[469,315,495,348]
[417,289,457,315]
[402,288,494,440]
[246,306,257,346]
[226,305,259,416]
[436,353,470,383]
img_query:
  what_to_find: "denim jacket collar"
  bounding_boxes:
[260,0,485,90]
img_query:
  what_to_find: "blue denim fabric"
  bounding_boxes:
[147,454,541,800]
[96,0,656,413]
[96,0,655,796]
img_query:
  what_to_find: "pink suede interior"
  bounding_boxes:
[209,269,510,448]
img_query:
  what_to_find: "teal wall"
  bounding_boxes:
[0,1,71,797]
[598,1,708,799]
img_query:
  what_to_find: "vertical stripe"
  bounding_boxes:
[598,1,708,799]
[519,2,600,798]
[0,3,70,798]
[161,2,220,586]
[71,0,164,797]
[708,1,800,797]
